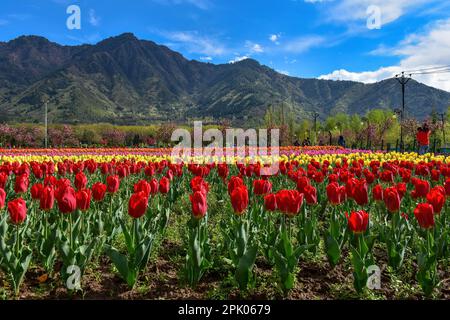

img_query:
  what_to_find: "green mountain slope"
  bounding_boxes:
[0,33,449,126]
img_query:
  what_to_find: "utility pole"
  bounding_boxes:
[313,112,319,145]
[440,113,446,147]
[44,100,48,149]
[394,108,403,151]
[395,71,412,151]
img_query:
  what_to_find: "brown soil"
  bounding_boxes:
[2,240,449,300]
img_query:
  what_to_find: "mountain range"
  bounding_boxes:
[0,33,449,127]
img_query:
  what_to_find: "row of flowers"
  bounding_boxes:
[0,152,449,297]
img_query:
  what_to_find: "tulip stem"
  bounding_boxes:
[69,213,73,250]
[288,216,291,240]
[109,195,113,217]
[44,209,48,241]
[15,224,20,257]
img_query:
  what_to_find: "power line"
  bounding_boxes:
[403,65,450,73]
[410,68,450,75]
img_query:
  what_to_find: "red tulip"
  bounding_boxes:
[166,169,174,181]
[128,191,149,219]
[44,175,57,187]
[190,176,209,195]
[76,189,91,211]
[217,164,229,180]
[14,174,29,194]
[92,182,107,201]
[346,210,369,234]
[380,170,394,183]
[228,176,244,195]
[0,172,8,189]
[383,187,401,213]
[396,182,407,199]
[328,174,338,183]
[445,178,450,196]
[276,190,303,217]
[431,169,440,181]
[116,165,128,178]
[190,191,208,219]
[303,184,317,205]
[134,180,151,197]
[426,188,445,214]
[32,165,43,179]
[149,178,158,195]
[253,179,272,195]
[411,179,430,199]
[313,171,325,183]
[363,170,375,184]
[101,163,110,175]
[57,187,77,214]
[8,198,27,224]
[400,169,411,183]
[352,179,368,206]
[326,182,346,205]
[264,193,277,211]
[106,175,120,194]
[30,183,44,200]
[296,176,310,193]
[144,165,155,177]
[74,172,88,190]
[159,177,170,194]
[40,186,55,211]
[413,203,435,229]
[230,185,249,215]
[372,184,383,202]
[0,188,6,209]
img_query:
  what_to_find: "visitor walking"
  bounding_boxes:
[338,135,346,148]
[417,123,431,155]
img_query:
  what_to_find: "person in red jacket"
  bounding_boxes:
[416,123,431,155]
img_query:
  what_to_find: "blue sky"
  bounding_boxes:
[1,0,450,91]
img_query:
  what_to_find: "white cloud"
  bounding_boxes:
[319,18,450,91]
[89,9,100,27]
[252,43,263,53]
[269,34,281,44]
[321,0,440,26]
[245,41,264,53]
[156,30,227,56]
[277,70,290,75]
[282,35,325,53]
[200,56,213,61]
[229,56,250,64]
[319,67,400,83]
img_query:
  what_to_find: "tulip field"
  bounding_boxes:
[0,146,449,300]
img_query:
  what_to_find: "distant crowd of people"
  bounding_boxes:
[291,122,432,154]
[294,137,325,147]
